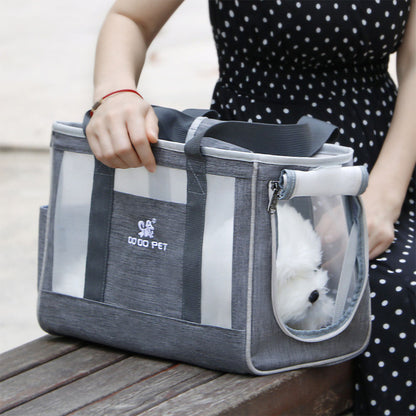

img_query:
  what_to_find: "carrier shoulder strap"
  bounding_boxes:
[154,106,338,157]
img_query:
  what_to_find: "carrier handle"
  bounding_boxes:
[278,166,369,200]
[83,106,339,158]
[181,114,339,158]
[154,106,339,157]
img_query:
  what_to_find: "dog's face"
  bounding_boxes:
[275,266,334,330]
[274,204,335,330]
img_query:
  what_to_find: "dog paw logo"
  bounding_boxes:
[128,218,168,251]
[138,218,156,239]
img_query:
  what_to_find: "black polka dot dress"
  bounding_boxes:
[209,1,415,415]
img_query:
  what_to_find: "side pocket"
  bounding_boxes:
[38,206,48,290]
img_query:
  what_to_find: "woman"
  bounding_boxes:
[86,1,416,414]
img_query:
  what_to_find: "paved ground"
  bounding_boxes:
[0,0,217,353]
[0,151,50,352]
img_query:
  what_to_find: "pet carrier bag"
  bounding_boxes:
[37,106,371,375]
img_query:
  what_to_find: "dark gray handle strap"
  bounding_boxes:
[153,106,338,157]
[199,116,338,157]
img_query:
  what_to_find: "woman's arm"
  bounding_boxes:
[86,0,183,171]
[362,0,416,259]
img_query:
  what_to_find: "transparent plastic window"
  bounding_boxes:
[272,196,360,334]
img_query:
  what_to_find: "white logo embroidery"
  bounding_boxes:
[138,219,155,238]
[127,218,168,251]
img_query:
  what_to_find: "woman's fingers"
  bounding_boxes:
[109,123,143,168]
[85,94,158,170]
[145,106,159,144]
[127,106,157,172]
[86,122,129,169]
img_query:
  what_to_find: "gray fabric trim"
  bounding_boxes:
[231,178,252,329]
[333,222,359,324]
[245,162,259,372]
[84,160,114,301]
[52,122,354,167]
[163,141,353,167]
[52,131,91,154]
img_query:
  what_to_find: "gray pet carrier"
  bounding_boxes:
[37,107,371,375]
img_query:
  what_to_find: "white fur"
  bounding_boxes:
[273,204,335,330]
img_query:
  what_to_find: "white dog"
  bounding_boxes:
[273,204,335,330]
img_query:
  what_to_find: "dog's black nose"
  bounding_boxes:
[309,290,320,304]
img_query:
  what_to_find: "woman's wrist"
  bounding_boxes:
[90,89,144,115]
[366,168,407,220]
[93,79,138,102]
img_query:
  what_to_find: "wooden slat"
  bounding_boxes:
[0,344,127,413]
[69,363,221,416]
[138,362,353,416]
[0,335,354,416]
[0,335,83,382]
[3,355,174,416]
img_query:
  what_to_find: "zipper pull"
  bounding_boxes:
[268,180,281,213]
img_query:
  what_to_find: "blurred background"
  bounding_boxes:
[0,0,218,353]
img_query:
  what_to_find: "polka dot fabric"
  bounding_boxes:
[208,1,415,415]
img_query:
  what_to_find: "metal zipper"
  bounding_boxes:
[267,180,281,213]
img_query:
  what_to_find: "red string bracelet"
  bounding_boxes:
[90,89,143,116]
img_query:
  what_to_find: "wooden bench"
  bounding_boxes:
[0,335,353,415]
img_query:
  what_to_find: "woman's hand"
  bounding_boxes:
[86,92,159,171]
[85,1,184,170]
[361,181,401,260]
